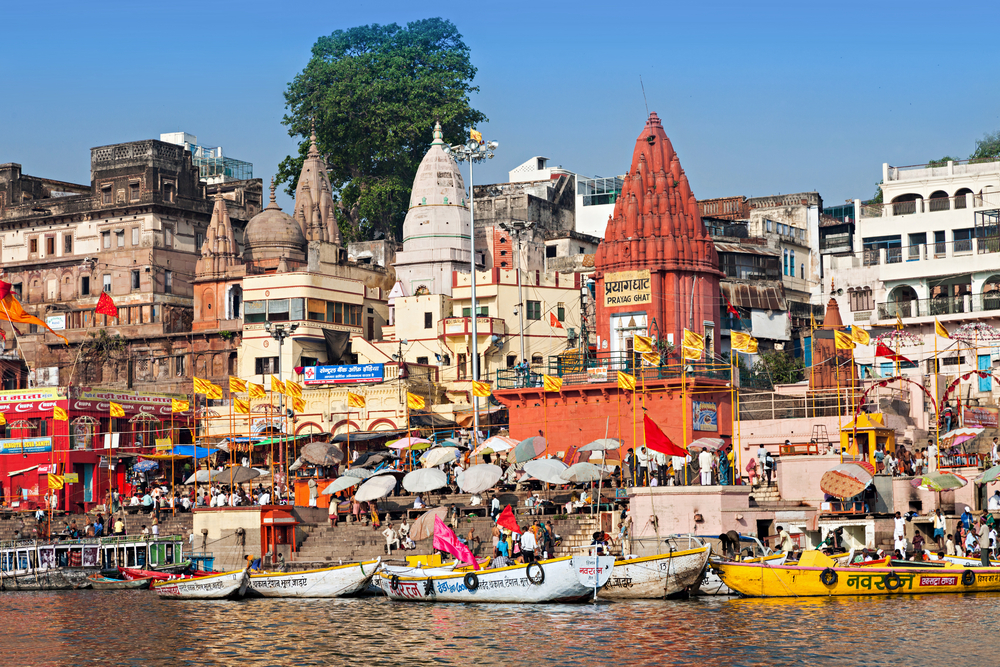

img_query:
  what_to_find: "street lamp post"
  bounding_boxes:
[444,135,498,443]
[499,220,533,374]
[264,321,298,500]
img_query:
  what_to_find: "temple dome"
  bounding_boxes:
[401,121,470,250]
[244,180,307,265]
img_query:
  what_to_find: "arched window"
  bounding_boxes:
[891,193,920,216]
[928,190,950,212]
[954,188,973,210]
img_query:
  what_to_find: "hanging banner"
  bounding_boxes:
[603,270,652,307]
[963,406,999,428]
[0,437,52,454]
[692,401,718,432]
[302,364,384,385]
[155,438,173,452]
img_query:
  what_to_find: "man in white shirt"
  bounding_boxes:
[988,490,1000,511]
[993,437,1000,466]
[382,523,400,554]
[893,511,906,543]
[413,494,425,509]
[671,455,686,486]
[635,446,650,486]
[258,491,270,506]
[698,448,713,486]
[520,528,538,563]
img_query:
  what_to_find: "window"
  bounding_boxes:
[102,231,110,249]
[416,356,429,365]
[766,220,773,232]
[64,235,72,254]
[102,185,112,204]
[926,358,940,374]
[195,231,204,250]
[267,299,290,322]
[163,183,175,203]
[526,301,541,320]
[789,250,795,276]
[800,263,804,279]
[81,277,90,296]
[307,299,326,321]
[531,354,543,365]
[29,238,37,254]
[164,226,174,248]
[557,304,565,322]
[103,274,111,293]
[132,227,139,246]
[244,300,266,323]
[164,270,173,294]
[424,312,433,329]
[507,355,517,368]
[462,306,488,317]
[579,246,586,254]
[255,357,279,375]
[300,356,319,368]
[45,237,54,255]
[117,231,124,248]
[129,182,139,202]
[546,246,557,258]
[11,283,21,299]
[131,270,140,291]
[289,298,304,321]
[457,353,468,379]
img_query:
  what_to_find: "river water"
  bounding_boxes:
[5,591,998,666]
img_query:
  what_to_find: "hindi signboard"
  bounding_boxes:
[603,270,652,307]
[302,364,384,385]
[963,406,998,428]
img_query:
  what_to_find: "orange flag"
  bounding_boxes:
[0,293,68,344]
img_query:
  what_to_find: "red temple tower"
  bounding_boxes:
[594,112,723,358]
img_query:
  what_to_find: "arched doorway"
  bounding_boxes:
[888,285,918,318]
[891,193,920,216]
[954,187,973,210]
[983,275,1000,312]
[927,190,950,212]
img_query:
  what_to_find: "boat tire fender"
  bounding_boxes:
[963,569,976,586]
[464,573,479,591]
[820,567,838,586]
[527,562,544,585]
[883,572,902,591]
[390,574,400,591]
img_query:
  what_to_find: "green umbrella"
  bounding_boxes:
[508,436,548,464]
[910,472,968,492]
[976,465,1000,484]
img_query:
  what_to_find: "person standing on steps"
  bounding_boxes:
[698,448,713,486]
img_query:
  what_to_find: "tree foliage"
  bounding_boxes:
[927,156,961,168]
[750,351,805,386]
[971,131,1000,163]
[277,18,487,243]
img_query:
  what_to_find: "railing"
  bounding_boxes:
[495,354,731,390]
[859,191,1000,219]
[737,385,908,421]
[721,316,746,331]
[874,294,1000,320]
[938,453,982,469]
[860,235,1000,266]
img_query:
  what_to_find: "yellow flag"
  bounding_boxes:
[617,371,635,392]
[109,402,125,418]
[285,380,303,400]
[248,383,266,400]
[270,375,285,394]
[0,413,7,426]
[53,406,68,421]
[407,392,426,410]
[543,375,563,392]
[835,330,856,350]
[470,129,483,144]
[293,397,306,413]
[206,383,223,400]
[682,329,704,361]
[48,474,64,490]
[810,311,817,330]
[731,331,758,354]
[347,392,366,409]
[472,380,491,398]
[633,335,655,354]
[642,352,660,366]
[896,312,904,330]
[851,327,870,346]
[229,377,247,394]
[192,377,212,395]
[171,399,189,413]
[935,318,950,339]
[233,397,250,415]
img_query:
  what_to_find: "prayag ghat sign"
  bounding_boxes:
[603,270,652,307]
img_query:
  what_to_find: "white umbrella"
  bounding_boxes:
[322,476,363,495]
[458,464,503,494]
[471,435,517,458]
[421,446,460,468]
[184,470,213,484]
[577,438,622,452]
[344,467,373,480]
[523,458,569,485]
[559,462,607,484]
[354,474,398,502]
[402,468,449,493]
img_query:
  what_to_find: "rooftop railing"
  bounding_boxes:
[495,352,731,389]
[876,293,1000,320]
[860,191,1000,219]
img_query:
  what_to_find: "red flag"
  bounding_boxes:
[95,292,118,318]
[549,312,564,329]
[496,504,522,534]
[875,342,913,365]
[723,292,740,318]
[432,515,480,570]
[0,281,10,301]
[643,414,686,457]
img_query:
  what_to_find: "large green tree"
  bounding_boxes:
[277,18,487,243]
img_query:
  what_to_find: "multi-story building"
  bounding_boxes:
[160,132,253,185]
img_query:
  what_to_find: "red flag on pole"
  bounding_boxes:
[723,292,740,318]
[875,342,913,365]
[0,280,10,301]
[496,504,522,534]
[643,414,687,457]
[95,291,118,318]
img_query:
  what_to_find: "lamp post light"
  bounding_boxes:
[499,220,533,375]
[264,321,298,499]
[444,135,498,443]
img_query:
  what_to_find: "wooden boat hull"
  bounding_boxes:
[376,556,615,604]
[0,568,92,590]
[601,546,711,599]
[89,576,152,590]
[248,559,380,598]
[153,569,250,599]
[717,561,1000,597]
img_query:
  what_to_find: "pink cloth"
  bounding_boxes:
[432,515,479,570]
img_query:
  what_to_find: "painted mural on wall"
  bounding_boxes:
[692,401,718,432]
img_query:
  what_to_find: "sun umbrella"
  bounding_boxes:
[184,470,213,484]
[403,468,449,493]
[354,474,398,502]
[559,462,607,484]
[438,439,466,449]
[940,427,984,447]
[471,436,517,458]
[322,476,363,495]
[509,436,548,464]
[210,466,261,484]
[421,446,461,468]
[911,472,968,492]
[133,459,160,473]
[458,464,503,494]
[344,467,373,480]
[388,437,431,450]
[976,465,1000,484]
[523,458,569,484]
[690,437,726,452]
[300,442,345,466]
[409,506,449,541]
[820,462,874,499]
[577,438,623,452]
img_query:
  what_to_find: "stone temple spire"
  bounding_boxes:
[293,128,341,245]
[195,195,241,277]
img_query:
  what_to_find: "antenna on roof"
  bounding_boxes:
[640,75,650,117]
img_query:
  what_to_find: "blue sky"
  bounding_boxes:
[4,1,1000,213]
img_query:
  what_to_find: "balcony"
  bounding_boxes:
[438,316,507,338]
[495,352,730,390]
[876,293,1000,320]
[860,190,1000,219]
[820,233,852,253]
[721,316,747,331]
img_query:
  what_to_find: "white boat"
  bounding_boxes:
[601,544,712,599]
[693,533,785,596]
[376,555,615,603]
[247,559,380,598]
[943,554,1000,567]
[153,568,250,600]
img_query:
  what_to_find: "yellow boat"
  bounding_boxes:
[716,550,1000,597]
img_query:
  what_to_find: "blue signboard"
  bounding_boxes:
[302,364,384,385]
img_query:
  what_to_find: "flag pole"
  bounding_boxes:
[835,343,844,464]
[632,349,638,485]
[934,328,941,471]
[682,354,688,486]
